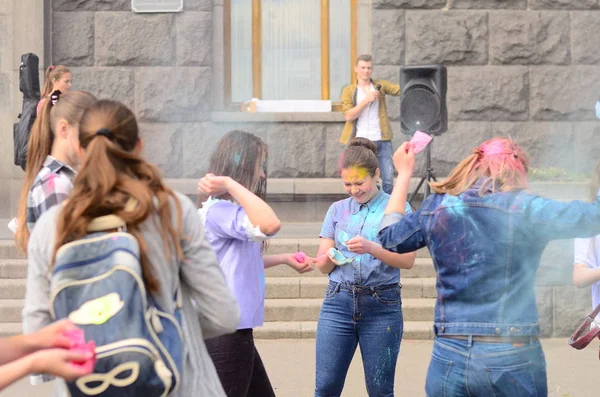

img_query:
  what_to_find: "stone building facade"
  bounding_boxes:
[1,1,599,202]
[0,0,599,336]
[45,0,600,184]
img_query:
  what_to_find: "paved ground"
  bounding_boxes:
[1,338,597,396]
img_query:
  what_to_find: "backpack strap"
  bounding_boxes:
[568,302,600,351]
[86,197,139,232]
[87,215,127,232]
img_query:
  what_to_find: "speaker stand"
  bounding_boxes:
[408,143,437,207]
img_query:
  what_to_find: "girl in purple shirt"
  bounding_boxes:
[197,130,314,397]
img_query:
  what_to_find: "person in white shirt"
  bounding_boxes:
[340,54,401,194]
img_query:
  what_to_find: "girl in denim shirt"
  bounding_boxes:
[313,138,416,397]
[381,138,600,397]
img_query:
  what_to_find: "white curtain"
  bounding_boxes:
[329,0,351,102]
[261,0,321,100]
[231,0,253,102]
[230,0,352,102]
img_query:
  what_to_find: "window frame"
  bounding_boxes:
[224,0,358,111]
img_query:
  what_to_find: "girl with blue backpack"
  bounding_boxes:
[23,100,240,397]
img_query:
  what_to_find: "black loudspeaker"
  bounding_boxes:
[400,65,447,136]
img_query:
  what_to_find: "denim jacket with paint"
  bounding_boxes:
[320,189,411,286]
[378,181,600,337]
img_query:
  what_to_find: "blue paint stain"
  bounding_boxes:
[234,152,242,166]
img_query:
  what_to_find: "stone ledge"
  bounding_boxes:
[165,177,425,196]
[211,112,345,123]
[167,177,588,198]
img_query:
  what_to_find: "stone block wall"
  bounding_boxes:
[373,1,600,177]
[1,1,45,219]
[49,0,600,179]
[50,0,215,178]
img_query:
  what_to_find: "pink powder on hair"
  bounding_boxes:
[481,140,510,156]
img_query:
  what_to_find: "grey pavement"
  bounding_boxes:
[0,338,597,397]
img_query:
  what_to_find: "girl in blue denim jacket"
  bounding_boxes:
[380,138,600,397]
[313,138,416,397]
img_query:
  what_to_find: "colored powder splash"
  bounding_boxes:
[234,152,242,166]
[327,247,353,266]
[344,166,369,182]
[336,230,350,247]
[293,252,306,263]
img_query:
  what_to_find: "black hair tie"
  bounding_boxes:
[96,128,114,140]
[50,90,62,106]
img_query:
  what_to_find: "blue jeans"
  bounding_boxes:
[426,336,548,397]
[315,281,403,397]
[375,140,394,194]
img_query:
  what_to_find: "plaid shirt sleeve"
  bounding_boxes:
[27,174,73,231]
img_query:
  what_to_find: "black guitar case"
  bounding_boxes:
[13,53,41,171]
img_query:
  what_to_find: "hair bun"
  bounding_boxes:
[348,137,377,156]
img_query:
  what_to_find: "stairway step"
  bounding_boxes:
[0,259,27,279]
[0,241,24,260]
[254,321,434,340]
[264,298,435,322]
[0,322,23,337]
[0,300,24,322]
[0,279,25,299]
[265,277,436,299]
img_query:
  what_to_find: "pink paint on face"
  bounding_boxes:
[341,167,379,204]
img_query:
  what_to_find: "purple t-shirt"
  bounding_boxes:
[199,198,268,330]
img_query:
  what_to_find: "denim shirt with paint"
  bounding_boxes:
[378,180,600,337]
[320,189,411,286]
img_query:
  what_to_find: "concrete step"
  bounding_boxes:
[0,240,24,260]
[0,279,25,300]
[265,277,436,299]
[0,300,24,323]
[264,258,435,278]
[264,298,435,323]
[0,322,23,337]
[254,320,434,340]
[0,259,27,278]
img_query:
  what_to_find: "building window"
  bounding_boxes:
[225,0,357,108]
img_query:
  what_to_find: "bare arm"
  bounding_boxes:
[198,174,280,236]
[314,238,336,274]
[0,348,93,391]
[370,244,415,269]
[385,142,414,215]
[263,254,314,273]
[345,236,415,269]
[573,263,600,288]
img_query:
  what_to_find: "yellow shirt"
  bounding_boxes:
[339,79,401,145]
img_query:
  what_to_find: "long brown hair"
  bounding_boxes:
[431,137,530,196]
[16,91,97,252]
[198,130,268,203]
[41,66,70,98]
[52,100,183,293]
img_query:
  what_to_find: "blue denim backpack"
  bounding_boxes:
[49,212,184,396]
